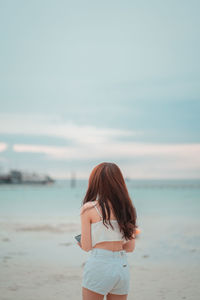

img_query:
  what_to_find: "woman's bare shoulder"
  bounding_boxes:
[80,201,96,214]
[84,201,97,207]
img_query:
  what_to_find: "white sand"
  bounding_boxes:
[0,216,199,299]
[0,258,199,300]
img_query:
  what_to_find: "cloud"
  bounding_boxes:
[0,142,7,152]
[13,141,200,163]
[1,113,200,179]
[0,113,141,145]
[12,141,200,179]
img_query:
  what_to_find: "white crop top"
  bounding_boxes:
[91,202,126,247]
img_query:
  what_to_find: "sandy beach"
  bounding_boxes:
[1,257,199,300]
[0,214,199,300]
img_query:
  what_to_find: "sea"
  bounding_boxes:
[0,179,200,267]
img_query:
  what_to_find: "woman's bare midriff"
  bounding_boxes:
[91,200,124,252]
[93,241,124,251]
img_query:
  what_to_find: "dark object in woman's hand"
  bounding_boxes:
[74,234,81,245]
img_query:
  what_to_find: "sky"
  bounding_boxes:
[0,0,200,179]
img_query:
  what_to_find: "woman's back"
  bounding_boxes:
[90,200,125,251]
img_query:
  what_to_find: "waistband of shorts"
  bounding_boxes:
[89,248,127,258]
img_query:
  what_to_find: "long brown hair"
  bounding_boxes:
[81,162,138,241]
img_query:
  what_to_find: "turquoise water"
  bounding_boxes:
[0,180,87,222]
[0,179,199,221]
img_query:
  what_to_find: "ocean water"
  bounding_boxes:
[0,179,200,220]
[0,179,200,267]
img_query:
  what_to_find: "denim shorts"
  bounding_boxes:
[82,248,130,296]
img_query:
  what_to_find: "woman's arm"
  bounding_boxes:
[80,203,92,252]
[122,234,136,252]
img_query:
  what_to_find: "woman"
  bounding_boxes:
[77,162,138,300]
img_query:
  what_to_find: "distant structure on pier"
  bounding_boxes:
[70,171,76,188]
[0,170,55,185]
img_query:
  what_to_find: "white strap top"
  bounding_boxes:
[91,202,126,247]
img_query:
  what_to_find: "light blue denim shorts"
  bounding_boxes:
[82,248,130,296]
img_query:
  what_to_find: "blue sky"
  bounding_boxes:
[0,0,200,179]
